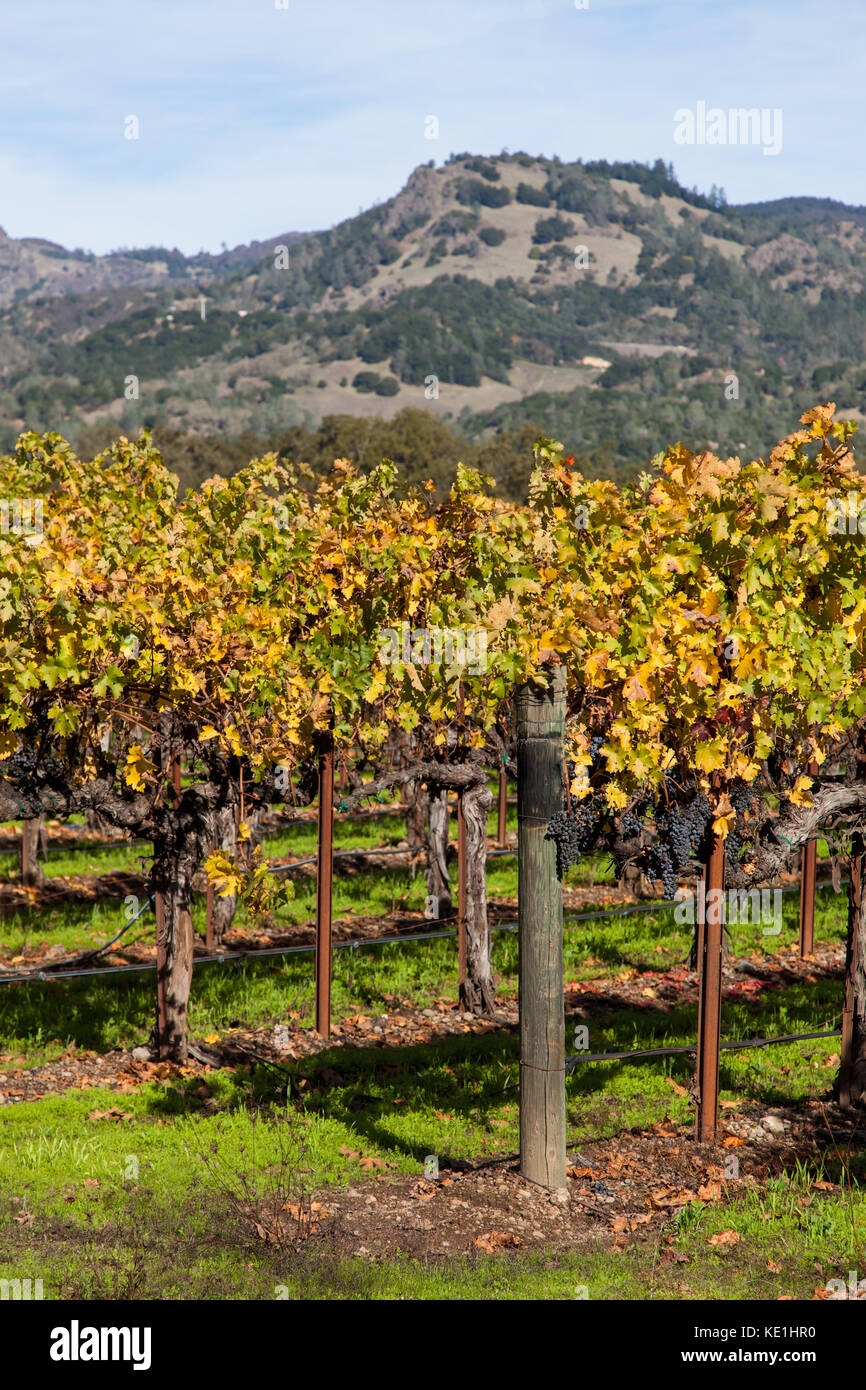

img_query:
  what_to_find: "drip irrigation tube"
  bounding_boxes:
[565,1028,842,1068]
[0,871,844,988]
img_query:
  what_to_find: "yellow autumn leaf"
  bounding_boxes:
[123,745,157,792]
[694,739,726,774]
[363,670,387,702]
[605,784,629,810]
[789,776,814,807]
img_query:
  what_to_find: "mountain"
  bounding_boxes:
[2,152,866,494]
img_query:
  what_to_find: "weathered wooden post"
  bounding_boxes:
[695,828,726,1142]
[517,664,567,1190]
[315,732,335,1037]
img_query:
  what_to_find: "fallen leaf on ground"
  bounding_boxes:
[660,1247,690,1265]
[651,1187,698,1208]
[664,1078,687,1096]
[611,1213,651,1232]
[474,1230,521,1252]
[707,1229,741,1248]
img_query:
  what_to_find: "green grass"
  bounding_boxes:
[0,814,860,1299]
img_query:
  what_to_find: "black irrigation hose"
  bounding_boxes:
[0,866,845,988]
[0,918,514,984]
[565,1028,842,1069]
[36,838,151,859]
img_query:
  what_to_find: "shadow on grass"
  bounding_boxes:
[0,941,847,1143]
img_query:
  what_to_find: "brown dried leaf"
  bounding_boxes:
[707,1229,741,1248]
[474,1230,521,1252]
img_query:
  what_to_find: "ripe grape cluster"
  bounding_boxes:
[619,804,646,840]
[646,783,711,899]
[725,783,755,870]
[547,796,605,876]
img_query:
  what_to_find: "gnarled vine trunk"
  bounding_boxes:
[405,777,428,866]
[459,780,495,1015]
[151,784,224,1062]
[19,816,45,888]
[154,878,195,1064]
[425,789,452,918]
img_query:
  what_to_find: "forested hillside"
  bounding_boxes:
[3,152,866,495]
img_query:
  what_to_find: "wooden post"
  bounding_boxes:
[315,734,335,1037]
[457,792,468,990]
[517,664,567,1191]
[497,761,508,848]
[695,829,726,1142]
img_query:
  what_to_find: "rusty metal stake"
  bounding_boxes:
[205,839,215,951]
[154,888,168,1051]
[457,790,467,988]
[798,761,818,958]
[695,830,726,1142]
[799,840,817,958]
[315,735,335,1037]
[497,762,508,848]
[155,754,181,1055]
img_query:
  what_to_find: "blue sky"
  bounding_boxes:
[1,0,863,254]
